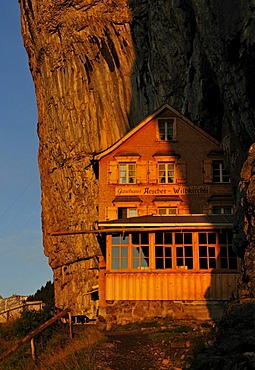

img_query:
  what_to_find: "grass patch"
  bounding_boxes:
[0,308,104,370]
[0,326,104,370]
[35,326,103,370]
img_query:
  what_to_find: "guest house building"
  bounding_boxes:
[94,103,238,323]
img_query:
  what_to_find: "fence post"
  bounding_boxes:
[30,338,37,361]
[68,312,73,338]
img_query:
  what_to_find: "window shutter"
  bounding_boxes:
[148,161,158,183]
[108,161,118,184]
[137,206,148,216]
[147,205,157,215]
[106,206,118,220]
[177,161,187,183]
[136,161,148,184]
[203,160,212,183]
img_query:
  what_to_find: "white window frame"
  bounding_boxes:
[158,118,176,141]
[119,162,136,184]
[158,207,177,215]
[110,233,150,271]
[212,161,230,183]
[118,207,137,219]
[158,162,175,184]
[212,206,233,214]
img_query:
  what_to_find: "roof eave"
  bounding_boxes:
[94,103,221,161]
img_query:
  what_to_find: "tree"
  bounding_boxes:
[27,281,54,308]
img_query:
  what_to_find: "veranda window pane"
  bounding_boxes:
[165,232,172,244]
[209,247,216,257]
[209,259,216,268]
[141,246,149,268]
[132,247,139,257]
[199,246,207,257]
[122,235,129,244]
[165,247,172,257]
[155,232,163,244]
[155,246,164,257]
[184,233,192,244]
[177,258,184,266]
[132,233,139,244]
[112,260,120,270]
[228,246,236,257]
[176,247,183,257]
[175,233,183,244]
[208,233,216,244]
[229,258,237,269]
[112,246,120,257]
[199,258,208,269]
[185,258,193,269]
[132,259,139,269]
[121,257,128,269]
[112,234,120,244]
[199,233,206,244]
[185,246,193,257]
[122,247,128,257]
[165,259,172,268]
[141,233,149,244]
[220,247,227,257]
[220,258,228,269]
[156,259,164,269]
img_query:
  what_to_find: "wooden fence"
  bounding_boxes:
[0,307,72,362]
[0,301,44,323]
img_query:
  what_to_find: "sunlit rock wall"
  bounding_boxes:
[20,0,255,313]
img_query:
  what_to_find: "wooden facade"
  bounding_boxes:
[95,104,239,323]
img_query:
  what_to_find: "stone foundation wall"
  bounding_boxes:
[104,300,228,326]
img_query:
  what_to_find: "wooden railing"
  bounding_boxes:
[0,301,44,322]
[0,308,72,362]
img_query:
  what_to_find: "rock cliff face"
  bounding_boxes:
[19,0,255,314]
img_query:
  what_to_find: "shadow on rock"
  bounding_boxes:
[190,301,255,370]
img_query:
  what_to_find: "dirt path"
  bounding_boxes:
[92,320,213,370]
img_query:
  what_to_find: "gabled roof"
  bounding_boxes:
[95,103,221,160]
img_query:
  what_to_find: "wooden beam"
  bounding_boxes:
[30,338,36,361]
[0,308,69,361]
[68,312,73,339]
[50,225,231,236]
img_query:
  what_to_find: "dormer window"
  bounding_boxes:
[119,162,136,184]
[158,118,176,141]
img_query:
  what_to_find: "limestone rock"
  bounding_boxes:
[19,0,255,314]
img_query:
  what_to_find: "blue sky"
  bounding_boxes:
[0,2,52,298]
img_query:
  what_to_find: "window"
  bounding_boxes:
[158,207,177,215]
[110,233,149,270]
[219,231,237,269]
[132,233,149,269]
[175,232,193,269]
[213,206,233,214]
[109,231,238,272]
[155,232,173,269]
[212,161,230,183]
[158,162,175,183]
[119,162,136,184]
[198,232,217,269]
[111,234,129,270]
[118,207,137,219]
[158,118,175,141]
